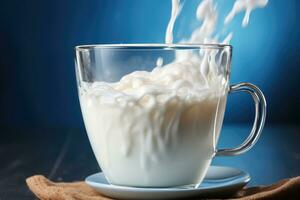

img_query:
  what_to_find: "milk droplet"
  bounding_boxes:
[156,57,163,67]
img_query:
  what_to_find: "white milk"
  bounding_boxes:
[80,58,227,186]
[79,0,268,187]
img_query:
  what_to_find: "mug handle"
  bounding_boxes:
[216,82,267,156]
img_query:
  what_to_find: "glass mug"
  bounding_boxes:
[75,44,266,187]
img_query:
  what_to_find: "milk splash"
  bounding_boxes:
[166,0,269,44]
[225,0,269,27]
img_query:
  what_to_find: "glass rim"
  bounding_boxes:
[75,43,232,51]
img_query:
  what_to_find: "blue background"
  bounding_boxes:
[0,0,299,129]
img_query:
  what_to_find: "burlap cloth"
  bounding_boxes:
[26,175,300,200]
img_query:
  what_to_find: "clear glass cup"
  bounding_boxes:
[75,44,266,187]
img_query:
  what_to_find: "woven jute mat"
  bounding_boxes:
[26,175,300,200]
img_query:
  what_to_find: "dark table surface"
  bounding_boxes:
[1,125,300,199]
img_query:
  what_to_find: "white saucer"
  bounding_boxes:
[85,166,250,200]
